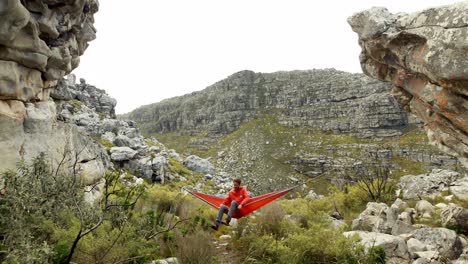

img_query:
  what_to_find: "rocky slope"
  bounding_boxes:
[348,2,468,168]
[127,69,411,138]
[346,169,468,263]
[53,76,187,184]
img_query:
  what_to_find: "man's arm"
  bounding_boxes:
[221,192,231,207]
[238,188,251,209]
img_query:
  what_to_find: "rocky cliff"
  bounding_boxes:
[128,69,412,139]
[348,2,467,168]
[0,0,103,182]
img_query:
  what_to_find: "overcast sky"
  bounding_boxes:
[72,0,462,114]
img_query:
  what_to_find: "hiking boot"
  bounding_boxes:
[211,224,219,231]
[221,220,230,226]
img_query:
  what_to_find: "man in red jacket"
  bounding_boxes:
[211,178,250,230]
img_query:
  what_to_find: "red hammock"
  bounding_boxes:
[186,186,298,219]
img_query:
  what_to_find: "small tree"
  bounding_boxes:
[65,170,144,263]
[352,163,395,203]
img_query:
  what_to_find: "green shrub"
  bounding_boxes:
[257,203,286,239]
[367,245,386,264]
[239,234,290,264]
[0,155,160,263]
[142,185,184,214]
[168,158,192,177]
[0,154,79,263]
[70,99,83,110]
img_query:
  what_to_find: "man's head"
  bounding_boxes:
[233,178,241,190]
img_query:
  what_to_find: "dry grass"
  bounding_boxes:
[174,229,215,264]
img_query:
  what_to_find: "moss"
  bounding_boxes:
[100,138,114,150]
[145,139,163,148]
[70,99,83,110]
[168,158,192,177]
[394,125,429,146]
[391,156,427,178]
[98,112,107,121]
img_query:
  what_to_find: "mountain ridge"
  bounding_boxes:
[125,68,412,140]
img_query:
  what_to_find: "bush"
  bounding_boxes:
[367,245,386,264]
[233,196,386,264]
[239,234,290,264]
[174,229,215,264]
[257,203,286,239]
[0,154,160,263]
[0,154,79,263]
[141,185,186,215]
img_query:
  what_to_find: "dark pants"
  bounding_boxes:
[216,201,238,225]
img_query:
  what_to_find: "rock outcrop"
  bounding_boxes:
[348,2,468,168]
[54,76,188,184]
[0,0,98,101]
[0,0,101,182]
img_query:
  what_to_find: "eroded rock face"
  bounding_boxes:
[127,69,408,138]
[348,3,468,168]
[0,0,98,101]
[0,0,100,183]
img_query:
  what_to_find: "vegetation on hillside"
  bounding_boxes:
[0,154,391,263]
[143,113,449,194]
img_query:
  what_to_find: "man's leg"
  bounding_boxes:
[212,205,228,230]
[225,201,238,224]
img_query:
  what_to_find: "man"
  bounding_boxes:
[211,178,250,231]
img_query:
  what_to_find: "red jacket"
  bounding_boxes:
[222,186,250,206]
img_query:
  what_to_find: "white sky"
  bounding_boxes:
[72,0,463,114]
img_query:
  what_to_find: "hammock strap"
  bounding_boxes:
[243,185,298,207]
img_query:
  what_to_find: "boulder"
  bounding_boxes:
[411,258,431,264]
[398,211,414,225]
[391,198,409,213]
[110,147,138,161]
[407,238,427,253]
[439,205,468,232]
[79,159,107,186]
[413,251,439,261]
[344,231,411,260]
[397,169,460,200]
[415,200,435,218]
[412,228,463,260]
[50,79,74,100]
[125,158,154,179]
[450,177,468,201]
[183,155,214,175]
[306,189,324,199]
[391,220,415,236]
[352,202,391,233]
[113,134,131,147]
